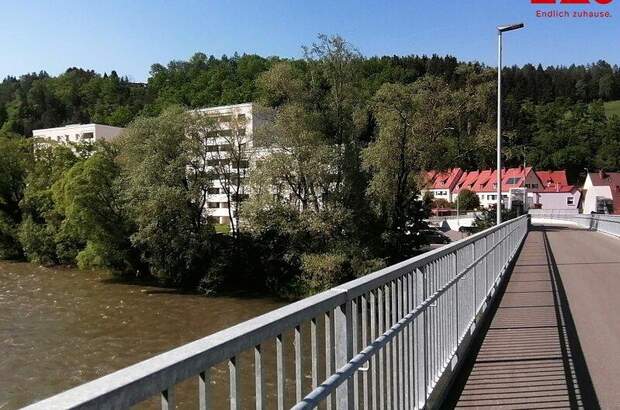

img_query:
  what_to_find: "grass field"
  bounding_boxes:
[604,100,620,118]
[214,223,230,234]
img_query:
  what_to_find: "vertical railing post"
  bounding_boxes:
[199,370,211,410]
[161,387,174,410]
[453,251,459,348]
[334,300,354,409]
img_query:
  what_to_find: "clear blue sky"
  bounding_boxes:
[2,0,619,82]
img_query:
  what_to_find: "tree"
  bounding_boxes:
[0,135,32,258]
[363,77,456,258]
[53,143,141,273]
[457,189,480,211]
[18,143,82,264]
[431,198,452,209]
[596,116,620,171]
[118,107,213,287]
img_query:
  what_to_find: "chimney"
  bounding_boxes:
[600,170,606,180]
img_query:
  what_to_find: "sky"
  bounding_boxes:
[2,0,619,82]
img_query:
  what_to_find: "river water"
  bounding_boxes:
[0,261,285,409]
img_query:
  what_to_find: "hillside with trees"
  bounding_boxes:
[1,35,619,296]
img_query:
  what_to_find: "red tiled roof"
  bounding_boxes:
[589,172,620,214]
[425,168,463,190]
[429,167,575,198]
[465,167,534,193]
[540,185,577,193]
[536,170,568,188]
[455,170,481,192]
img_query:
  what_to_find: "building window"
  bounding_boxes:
[82,132,94,139]
[207,188,220,195]
[567,197,574,206]
[208,202,219,208]
[506,177,519,185]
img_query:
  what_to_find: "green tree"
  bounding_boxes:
[118,107,213,287]
[596,116,620,171]
[363,78,455,258]
[457,189,480,211]
[54,143,141,273]
[18,143,82,264]
[0,135,32,258]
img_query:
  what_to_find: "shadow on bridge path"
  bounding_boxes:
[446,225,620,409]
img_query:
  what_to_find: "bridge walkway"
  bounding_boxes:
[447,225,620,409]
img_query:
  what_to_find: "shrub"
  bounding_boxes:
[299,252,350,295]
[457,189,480,210]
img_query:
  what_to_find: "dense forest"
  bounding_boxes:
[2,51,619,181]
[1,35,619,296]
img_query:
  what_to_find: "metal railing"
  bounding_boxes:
[529,211,620,237]
[428,212,480,222]
[23,215,529,410]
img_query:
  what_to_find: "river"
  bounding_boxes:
[0,261,285,409]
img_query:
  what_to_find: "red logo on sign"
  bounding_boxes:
[532,0,612,3]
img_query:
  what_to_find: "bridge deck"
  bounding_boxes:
[448,226,620,409]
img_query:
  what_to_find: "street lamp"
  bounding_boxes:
[496,23,524,225]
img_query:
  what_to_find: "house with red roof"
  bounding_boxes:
[452,166,542,209]
[423,168,463,202]
[423,167,580,211]
[583,171,620,214]
[530,170,581,211]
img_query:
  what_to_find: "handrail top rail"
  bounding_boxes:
[23,289,347,409]
[340,215,527,298]
[22,215,528,410]
[530,212,620,223]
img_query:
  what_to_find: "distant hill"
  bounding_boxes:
[604,100,620,118]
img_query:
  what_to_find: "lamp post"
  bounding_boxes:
[496,23,524,226]
[443,127,460,227]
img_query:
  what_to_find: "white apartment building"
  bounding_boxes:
[197,102,271,227]
[32,123,124,144]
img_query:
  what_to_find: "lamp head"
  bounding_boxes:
[498,23,524,33]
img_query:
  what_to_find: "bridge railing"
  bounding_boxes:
[24,215,529,410]
[529,211,620,237]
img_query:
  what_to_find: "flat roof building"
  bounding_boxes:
[196,102,272,228]
[32,123,124,144]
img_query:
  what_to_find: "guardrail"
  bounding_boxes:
[529,211,620,237]
[428,212,480,221]
[23,215,529,410]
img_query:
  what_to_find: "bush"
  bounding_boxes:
[17,217,57,265]
[299,252,350,295]
[431,198,453,209]
[0,214,22,259]
[457,189,480,210]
